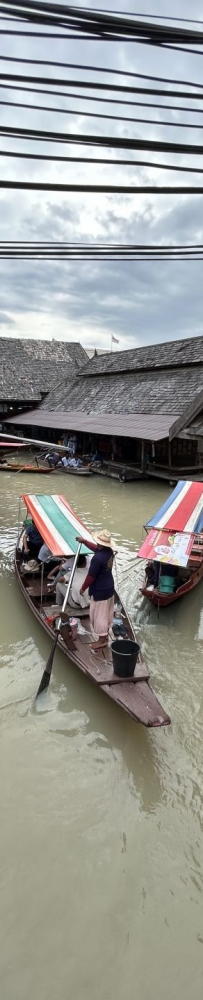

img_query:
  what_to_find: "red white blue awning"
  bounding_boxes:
[145,480,203,535]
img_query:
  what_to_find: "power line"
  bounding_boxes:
[2,71,203,102]
[2,124,203,156]
[3,81,203,118]
[1,54,203,93]
[3,96,203,130]
[1,240,203,260]
[1,180,203,193]
[2,148,203,174]
[2,1,203,47]
[86,9,203,25]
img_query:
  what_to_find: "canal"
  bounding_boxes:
[0,470,202,1000]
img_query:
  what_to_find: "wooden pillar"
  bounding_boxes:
[141,439,145,473]
[168,439,172,473]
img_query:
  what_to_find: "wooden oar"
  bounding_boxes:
[36,542,81,697]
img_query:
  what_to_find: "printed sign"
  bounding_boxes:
[138,529,194,567]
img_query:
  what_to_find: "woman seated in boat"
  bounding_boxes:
[21,519,44,561]
[55,554,90,610]
[145,560,179,590]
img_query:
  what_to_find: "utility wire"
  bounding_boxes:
[2,149,203,174]
[1,54,203,93]
[2,71,203,101]
[3,96,203,130]
[2,81,203,118]
[1,181,203,193]
[85,9,203,25]
[2,2,203,46]
[2,124,203,156]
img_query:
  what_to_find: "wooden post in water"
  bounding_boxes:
[141,440,145,474]
[168,439,172,474]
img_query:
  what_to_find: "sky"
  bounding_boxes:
[1,0,203,351]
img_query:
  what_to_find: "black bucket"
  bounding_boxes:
[111,639,140,678]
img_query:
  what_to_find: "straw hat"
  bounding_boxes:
[94,528,116,550]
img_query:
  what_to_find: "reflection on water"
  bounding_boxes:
[0,470,203,1000]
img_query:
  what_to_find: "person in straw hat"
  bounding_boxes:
[76,528,116,650]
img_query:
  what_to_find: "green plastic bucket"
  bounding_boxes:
[159,574,175,594]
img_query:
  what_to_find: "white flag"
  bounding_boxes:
[112,335,119,343]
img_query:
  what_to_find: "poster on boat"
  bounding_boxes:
[138,528,194,567]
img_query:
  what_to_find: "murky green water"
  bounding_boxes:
[0,470,202,1000]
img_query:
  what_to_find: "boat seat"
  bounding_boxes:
[41,604,89,618]
[26,582,51,598]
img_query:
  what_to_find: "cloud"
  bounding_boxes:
[0,311,15,326]
[1,0,203,349]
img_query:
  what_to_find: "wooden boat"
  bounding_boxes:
[53,464,93,477]
[15,492,170,728]
[0,461,52,473]
[92,460,142,482]
[137,479,203,607]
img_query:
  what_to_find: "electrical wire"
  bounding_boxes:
[3,96,203,130]
[2,71,203,102]
[1,180,203,193]
[1,54,203,94]
[3,1,203,48]
[1,149,203,174]
[2,81,203,118]
[2,124,203,157]
[1,240,203,260]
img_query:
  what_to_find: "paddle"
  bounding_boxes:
[36,542,82,698]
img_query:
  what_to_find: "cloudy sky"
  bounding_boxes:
[1,0,203,351]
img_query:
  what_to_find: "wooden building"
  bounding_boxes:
[0,337,87,424]
[5,334,203,480]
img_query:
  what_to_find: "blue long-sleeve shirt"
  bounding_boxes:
[82,545,114,602]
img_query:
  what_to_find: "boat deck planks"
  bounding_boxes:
[15,552,170,728]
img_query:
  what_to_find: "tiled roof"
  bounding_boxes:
[6,409,177,442]
[0,338,87,401]
[80,335,203,376]
[39,365,203,416]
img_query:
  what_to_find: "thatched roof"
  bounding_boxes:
[0,338,87,401]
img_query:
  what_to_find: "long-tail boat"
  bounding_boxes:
[0,460,52,473]
[138,480,203,607]
[15,493,170,728]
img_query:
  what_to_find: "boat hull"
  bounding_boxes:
[53,466,93,476]
[141,562,203,606]
[0,463,52,473]
[15,551,170,728]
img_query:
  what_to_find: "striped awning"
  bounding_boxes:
[145,480,203,535]
[22,494,94,556]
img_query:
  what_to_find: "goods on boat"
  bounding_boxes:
[15,492,170,728]
[138,480,203,607]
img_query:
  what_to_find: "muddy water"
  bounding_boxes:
[0,470,202,1000]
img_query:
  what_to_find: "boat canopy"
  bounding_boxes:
[138,527,194,567]
[22,494,94,556]
[145,480,203,535]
